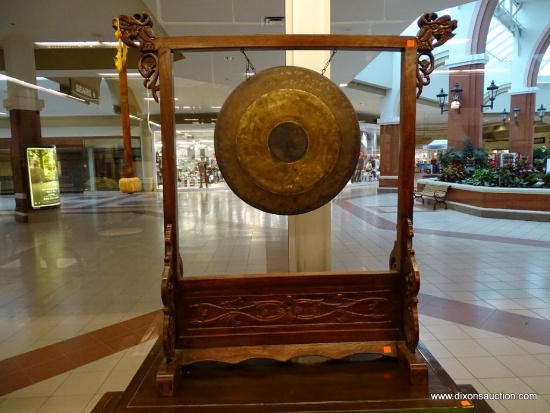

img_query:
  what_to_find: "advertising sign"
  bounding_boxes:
[26,146,61,208]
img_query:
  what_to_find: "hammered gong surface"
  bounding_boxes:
[215,66,360,215]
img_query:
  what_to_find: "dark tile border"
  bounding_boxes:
[0,311,162,397]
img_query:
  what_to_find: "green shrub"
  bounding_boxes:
[438,136,488,168]
[439,165,468,183]
[462,168,498,186]
[462,137,488,167]
[533,146,550,161]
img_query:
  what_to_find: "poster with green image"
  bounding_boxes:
[26,146,61,208]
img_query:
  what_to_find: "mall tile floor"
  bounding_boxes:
[0,182,549,412]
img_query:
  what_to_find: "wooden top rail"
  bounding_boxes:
[151,34,417,53]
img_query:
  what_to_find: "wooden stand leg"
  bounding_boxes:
[156,351,183,397]
[397,342,428,386]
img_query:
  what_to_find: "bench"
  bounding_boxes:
[414,183,450,209]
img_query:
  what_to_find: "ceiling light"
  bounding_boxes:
[34,41,118,49]
[99,72,142,78]
[0,74,86,102]
[144,97,178,101]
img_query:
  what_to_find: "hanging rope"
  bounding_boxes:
[146,89,152,133]
[241,49,256,80]
[114,18,127,72]
[321,48,338,76]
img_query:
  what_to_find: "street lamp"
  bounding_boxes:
[437,83,462,114]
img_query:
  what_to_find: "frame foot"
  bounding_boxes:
[156,351,183,397]
[397,342,428,385]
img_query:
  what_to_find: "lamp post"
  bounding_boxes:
[481,80,499,111]
[512,105,520,125]
[437,83,462,114]
[537,104,547,122]
[501,105,521,125]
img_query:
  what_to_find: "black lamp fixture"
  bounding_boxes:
[537,104,547,122]
[500,108,508,124]
[501,105,521,125]
[436,83,463,114]
[481,80,499,111]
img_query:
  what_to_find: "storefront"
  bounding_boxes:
[0,137,141,194]
[359,123,380,159]
[417,139,447,174]
[153,128,218,189]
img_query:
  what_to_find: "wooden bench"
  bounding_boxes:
[414,183,450,209]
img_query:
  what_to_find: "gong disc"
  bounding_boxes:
[214,66,360,215]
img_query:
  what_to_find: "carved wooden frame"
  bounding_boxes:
[116,11,456,397]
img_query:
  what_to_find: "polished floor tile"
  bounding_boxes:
[1,182,550,412]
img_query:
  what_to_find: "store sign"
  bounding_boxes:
[70,80,99,103]
[534,137,545,144]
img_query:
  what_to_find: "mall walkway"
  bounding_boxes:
[0,183,549,412]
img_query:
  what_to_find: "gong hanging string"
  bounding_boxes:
[321,48,338,76]
[146,88,152,134]
[241,49,256,80]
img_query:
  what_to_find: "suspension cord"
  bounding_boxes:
[321,48,338,76]
[241,49,256,80]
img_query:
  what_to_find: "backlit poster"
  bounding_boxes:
[26,146,61,208]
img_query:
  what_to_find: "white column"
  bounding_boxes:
[140,121,155,191]
[2,36,48,223]
[286,0,332,272]
[2,36,44,112]
[86,147,96,191]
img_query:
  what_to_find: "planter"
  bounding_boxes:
[416,179,550,221]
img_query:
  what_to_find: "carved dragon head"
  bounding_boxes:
[113,12,155,50]
[416,12,458,53]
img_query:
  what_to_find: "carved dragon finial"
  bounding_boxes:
[113,12,156,51]
[416,12,458,98]
[115,13,160,102]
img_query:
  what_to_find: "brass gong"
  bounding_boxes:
[214,66,360,215]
